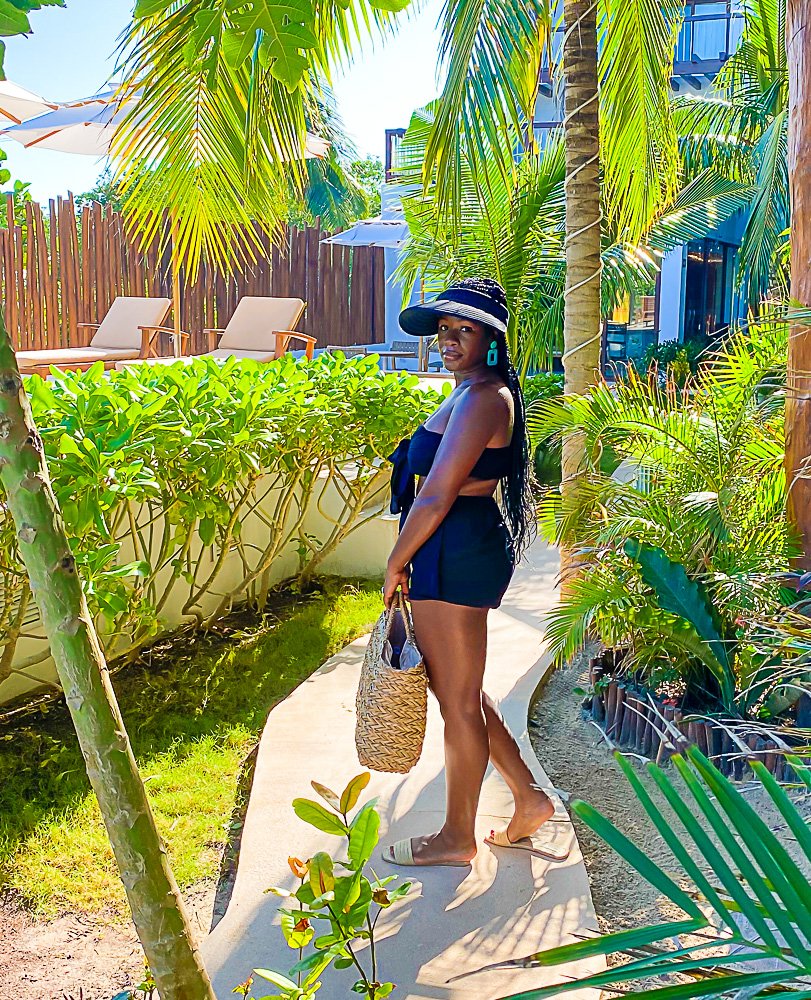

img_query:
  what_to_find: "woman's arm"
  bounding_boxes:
[383,384,510,607]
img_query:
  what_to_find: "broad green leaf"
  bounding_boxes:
[292,798,348,836]
[308,852,334,897]
[347,801,380,870]
[253,968,299,991]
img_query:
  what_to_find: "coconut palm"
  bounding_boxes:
[420,0,685,581]
[115,0,413,278]
[674,0,789,307]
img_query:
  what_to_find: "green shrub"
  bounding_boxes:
[0,355,438,688]
[530,320,804,719]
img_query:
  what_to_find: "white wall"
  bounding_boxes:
[658,246,686,343]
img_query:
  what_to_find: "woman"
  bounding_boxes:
[382,277,555,868]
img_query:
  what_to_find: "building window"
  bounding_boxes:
[683,238,737,344]
[675,1,744,68]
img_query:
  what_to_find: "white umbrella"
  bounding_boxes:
[321,217,410,248]
[0,80,56,124]
[1,92,330,159]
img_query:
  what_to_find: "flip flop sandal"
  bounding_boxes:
[485,825,572,862]
[382,838,472,868]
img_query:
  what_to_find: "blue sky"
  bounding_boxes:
[5,0,444,202]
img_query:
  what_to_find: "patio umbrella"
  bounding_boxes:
[321,217,409,248]
[321,216,437,367]
[0,80,56,124]
[2,89,330,354]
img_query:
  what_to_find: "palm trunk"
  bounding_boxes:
[0,317,215,1000]
[785,0,811,569]
[561,0,602,588]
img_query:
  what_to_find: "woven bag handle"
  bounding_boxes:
[383,590,416,645]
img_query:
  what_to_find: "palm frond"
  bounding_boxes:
[597,0,683,238]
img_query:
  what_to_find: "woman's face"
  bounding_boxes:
[436,314,490,373]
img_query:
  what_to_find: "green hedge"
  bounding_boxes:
[1,355,438,692]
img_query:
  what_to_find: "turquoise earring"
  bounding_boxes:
[487,340,499,366]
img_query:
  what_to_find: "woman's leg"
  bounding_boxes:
[388,599,490,864]
[481,694,555,840]
[386,601,555,865]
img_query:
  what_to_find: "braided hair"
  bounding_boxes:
[486,322,536,560]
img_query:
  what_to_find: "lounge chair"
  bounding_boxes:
[203,297,311,361]
[16,296,174,376]
[116,297,313,370]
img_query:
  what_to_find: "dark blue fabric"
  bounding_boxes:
[387,426,511,519]
[409,496,514,608]
[387,432,516,608]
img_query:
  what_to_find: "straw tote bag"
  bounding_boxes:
[355,592,428,774]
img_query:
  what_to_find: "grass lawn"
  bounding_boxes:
[0,578,382,919]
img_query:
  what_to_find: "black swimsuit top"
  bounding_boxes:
[388,425,511,517]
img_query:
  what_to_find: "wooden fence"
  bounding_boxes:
[0,195,386,356]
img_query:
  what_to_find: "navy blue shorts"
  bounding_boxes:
[406,496,515,609]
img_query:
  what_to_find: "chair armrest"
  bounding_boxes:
[203,328,225,350]
[275,330,317,345]
[76,323,101,330]
[138,325,190,358]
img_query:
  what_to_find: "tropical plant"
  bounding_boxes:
[395,105,752,374]
[641,339,706,386]
[784,1,811,569]
[530,318,797,717]
[0,355,438,691]
[114,0,413,279]
[256,773,411,999]
[482,747,811,1000]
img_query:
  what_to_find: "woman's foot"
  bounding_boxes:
[506,786,555,844]
[384,829,477,867]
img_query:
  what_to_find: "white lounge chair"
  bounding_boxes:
[16,296,174,376]
[116,297,312,370]
[203,297,311,361]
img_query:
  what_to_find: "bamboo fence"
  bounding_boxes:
[0,195,386,355]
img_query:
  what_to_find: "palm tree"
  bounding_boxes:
[785,0,811,568]
[674,0,789,307]
[115,0,414,279]
[420,0,684,582]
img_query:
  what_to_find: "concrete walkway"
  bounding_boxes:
[203,542,603,999]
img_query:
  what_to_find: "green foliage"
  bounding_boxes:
[531,319,803,717]
[395,104,752,374]
[675,0,789,305]
[117,0,413,279]
[347,158,384,217]
[641,339,704,386]
[0,579,384,916]
[490,748,811,1000]
[0,355,438,686]
[259,774,410,999]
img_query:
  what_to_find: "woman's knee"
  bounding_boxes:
[437,692,486,728]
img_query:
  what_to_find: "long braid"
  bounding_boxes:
[490,325,536,559]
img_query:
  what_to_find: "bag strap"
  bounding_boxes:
[382,590,416,645]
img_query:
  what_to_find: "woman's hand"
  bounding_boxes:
[383,561,410,609]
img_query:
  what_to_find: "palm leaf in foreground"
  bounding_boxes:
[462,746,811,998]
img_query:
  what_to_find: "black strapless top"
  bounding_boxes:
[388,425,511,517]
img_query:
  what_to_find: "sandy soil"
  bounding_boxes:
[529,646,811,940]
[0,883,215,1000]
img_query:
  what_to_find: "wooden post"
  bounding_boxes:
[786,0,811,567]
